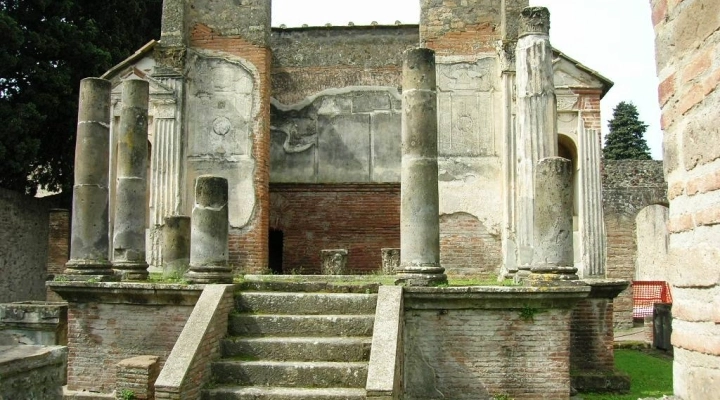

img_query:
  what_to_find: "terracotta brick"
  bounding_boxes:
[658,72,676,106]
[668,213,694,233]
[686,170,720,195]
[682,47,713,84]
[652,0,668,27]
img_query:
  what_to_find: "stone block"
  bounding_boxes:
[321,250,349,275]
[381,249,400,274]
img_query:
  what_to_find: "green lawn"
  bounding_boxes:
[582,349,673,400]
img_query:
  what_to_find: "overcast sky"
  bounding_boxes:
[272,0,662,160]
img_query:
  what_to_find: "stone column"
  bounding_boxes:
[578,127,607,277]
[395,48,447,286]
[321,249,349,275]
[515,6,558,274]
[185,176,232,284]
[527,157,578,285]
[112,80,150,280]
[162,216,190,279]
[64,78,113,276]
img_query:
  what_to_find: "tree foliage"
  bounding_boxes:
[603,101,652,161]
[0,0,162,195]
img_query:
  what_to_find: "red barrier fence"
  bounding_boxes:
[632,281,672,318]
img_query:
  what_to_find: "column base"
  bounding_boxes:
[112,261,150,281]
[185,266,233,284]
[64,259,114,276]
[395,262,447,286]
[525,273,582,286]
[394,273,448,286]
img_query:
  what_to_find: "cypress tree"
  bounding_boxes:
[603,101,652,160]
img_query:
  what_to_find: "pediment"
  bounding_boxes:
[109,66,176,98]
[552,58,604,90]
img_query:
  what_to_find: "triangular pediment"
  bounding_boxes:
[551,49,613,96]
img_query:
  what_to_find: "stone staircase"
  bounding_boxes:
[203,284,378,400]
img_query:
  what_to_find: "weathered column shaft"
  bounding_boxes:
[528,157,578,283]
[185,176,232,284]
[65,78,113,275]
[162,216,190,278]
[396,48,446,285]
[113,80,150,280]
[515,6,558,268]
[579,127,607,277]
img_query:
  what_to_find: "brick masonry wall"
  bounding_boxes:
[0,188,49,303]
[189,24,271,274]
[570,299,615,371]
[270,26,416,105]
[66,302,194,392]
[116,356,159,400]
[270,184,400,273]
[404,303,573,399]
[46,209,69,302]
[651,0,720,397]
[602,160,666,328]
[439,213,502,277]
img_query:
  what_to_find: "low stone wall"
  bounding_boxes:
[155,285,235,400]
[402,286,589,400]
[46,282,204,394]
[0,188,50,303]
[0,345,67,400]
[0,302,67,346]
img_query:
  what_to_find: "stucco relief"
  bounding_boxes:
[436,58,498,157]
[187,53,254,156]
[185,50,260,229]
[270,87,402,183]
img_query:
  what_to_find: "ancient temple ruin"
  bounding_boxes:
[99,0,612,279]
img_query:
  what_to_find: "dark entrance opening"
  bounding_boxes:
[268,229,284,274]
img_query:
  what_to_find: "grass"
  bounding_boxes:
[581,349,673,400]
[236,274,518,287]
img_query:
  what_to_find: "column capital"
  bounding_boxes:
[519,7,550,37]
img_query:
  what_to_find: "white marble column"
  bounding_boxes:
[515,6,558,273]
[578,126,606,277]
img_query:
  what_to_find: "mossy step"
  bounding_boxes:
[210,360,368,388]
[228,314,374,337]
[235,292,377,315]
[221,337,372,362]
[203,386,366,400]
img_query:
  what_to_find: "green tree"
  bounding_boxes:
[0,0,161,195]
[603,101,652,160]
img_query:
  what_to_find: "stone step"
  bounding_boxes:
[237,280,381,294]
[221,337,372,362]
[203,386,366,400]
[235,292,377,315]
[210,361,368,388]
[228,315,374,337]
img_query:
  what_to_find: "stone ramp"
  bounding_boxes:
[203,286,377,400]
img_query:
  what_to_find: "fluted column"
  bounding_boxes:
[185,176,232,284]
[395,48,447,286]
[578,127,607,277]
[64,78,113,276]
[112,80,150,280]
[515,6,558,275]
